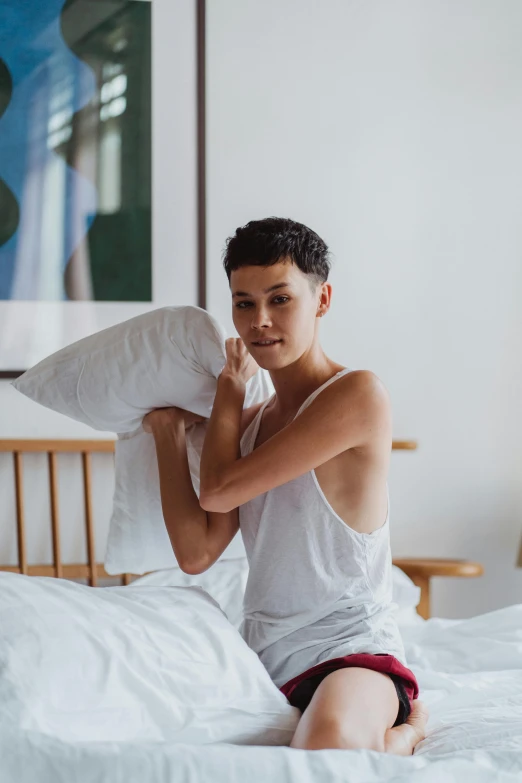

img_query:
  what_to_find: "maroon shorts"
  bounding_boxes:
[279,653,419,728]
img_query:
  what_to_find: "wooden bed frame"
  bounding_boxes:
[0,439,483,618]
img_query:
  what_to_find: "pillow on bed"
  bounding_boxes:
[0,572,299,745]
[131,558,250,629]
[391,565,423,626]
[11,306,273,574]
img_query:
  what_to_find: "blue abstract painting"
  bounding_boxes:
[0,0,151,302]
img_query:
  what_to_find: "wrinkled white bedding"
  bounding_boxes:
[1,571,521,782]
[402,606,522,759]
[0,573,298,747]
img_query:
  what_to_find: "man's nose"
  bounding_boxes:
[251,306,272,329]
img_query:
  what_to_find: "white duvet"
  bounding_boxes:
[1,570,521,783]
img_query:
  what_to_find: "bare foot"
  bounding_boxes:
[384,700,429,756]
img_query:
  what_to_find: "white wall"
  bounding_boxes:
[206,0,522,617]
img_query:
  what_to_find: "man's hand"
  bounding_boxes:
[142,407,207,434]
[221,337,260,385]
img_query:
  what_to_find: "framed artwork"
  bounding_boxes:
[0,0,206,377]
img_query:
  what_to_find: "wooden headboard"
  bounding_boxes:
[3,438,459,617]
[0,438,484,620]
[0,439,135,586]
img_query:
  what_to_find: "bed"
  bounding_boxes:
[1,438,521,783]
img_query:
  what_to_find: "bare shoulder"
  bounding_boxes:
[240,400,265,439]
[344,369,391,417]
[317,369,391,451]
[328,369,391,406]
[338,369,392,452]
[347,369,390,399]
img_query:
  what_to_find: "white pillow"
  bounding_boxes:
[391,565,424,627]
[0,572,299,745]
[11,306,231,433]
[11,306,274,574]
[131,558,249,629]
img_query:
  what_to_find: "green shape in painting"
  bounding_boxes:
[86,208,152,301]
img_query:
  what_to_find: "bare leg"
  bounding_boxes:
[288,667,429,754]
[289,667,404,753]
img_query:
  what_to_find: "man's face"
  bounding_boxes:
[230,258,318,368]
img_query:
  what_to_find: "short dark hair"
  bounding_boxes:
[222,217,331,293]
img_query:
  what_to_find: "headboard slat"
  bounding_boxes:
[48,451,63,579]
[13,452,28,575]
[81,452,97,587]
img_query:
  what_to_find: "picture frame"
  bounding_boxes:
[0,0,207,378]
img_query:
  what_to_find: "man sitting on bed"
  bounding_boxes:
[143,216,429,755]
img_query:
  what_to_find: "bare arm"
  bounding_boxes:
[146,408,239,574]
[200,369,391,514]
[199,372,246,500]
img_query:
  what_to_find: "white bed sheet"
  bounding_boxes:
[2,577,521,782]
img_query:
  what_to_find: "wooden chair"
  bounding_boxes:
[0,438,483,617]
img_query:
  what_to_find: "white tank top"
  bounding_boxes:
[238,368,407,688]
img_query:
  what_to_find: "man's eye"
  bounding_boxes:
[236,296,289,309]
